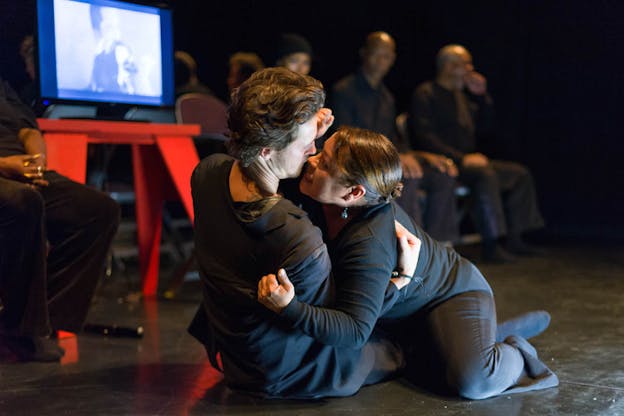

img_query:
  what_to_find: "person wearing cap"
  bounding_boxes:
[275,33,313,76]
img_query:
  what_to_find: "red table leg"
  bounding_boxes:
[132,144,166,297]
[155,135,200,222]
[39,120,201,297]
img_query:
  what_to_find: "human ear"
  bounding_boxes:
[345,185,366,202]
[259,147,272,160]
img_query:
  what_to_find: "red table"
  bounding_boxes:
[37,118,201,297]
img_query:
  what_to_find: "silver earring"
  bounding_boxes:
[341,207,348,219]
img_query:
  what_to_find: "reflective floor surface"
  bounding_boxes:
[1,240,623,415]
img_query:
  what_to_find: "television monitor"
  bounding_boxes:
[36,0,174,111]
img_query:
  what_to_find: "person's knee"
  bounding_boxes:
[474,166,498,185]
[498,161,535,186]
[454,378,498,400]
[446,353,506,400]
[503,161,529,175]
[450,370,501,400]
[95,194,121,234]
[71,190,120,241]
[463,167,498,195]
[2,185,44,222]
[449,344,523,400]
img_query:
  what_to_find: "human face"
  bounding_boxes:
[299,134,351,205]
[99,8,121,43]
[361,41,396,81]
[266,116,317,179]
[282,52,312,75]
[449,49,474,85]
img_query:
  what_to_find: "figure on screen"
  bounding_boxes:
[89,5,138,94]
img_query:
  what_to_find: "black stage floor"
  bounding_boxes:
[1,239,623,415]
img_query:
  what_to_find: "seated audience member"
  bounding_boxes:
[174,50,213,97]
[258,126,558,400]
[409,44,544,262]
[188,67,413,398]
[331,31,459,244]
[226,52,264,94]
[0,78,120,362]
[275,33,313,75]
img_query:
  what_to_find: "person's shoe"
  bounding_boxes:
[0,335,65,362]
[482,244,516,264]
[497,310,551,342]
[30,336,65,361]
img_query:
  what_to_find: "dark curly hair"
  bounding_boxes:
[227,67,325,166]
[331,126,403,205]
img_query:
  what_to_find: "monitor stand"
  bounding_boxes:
[95,103,133,121]
[44,103,131,121]
[46,103,172,123]
[43,104,98,119]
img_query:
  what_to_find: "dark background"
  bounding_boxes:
[1,0,622,241]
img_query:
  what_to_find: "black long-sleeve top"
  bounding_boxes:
[330,70,399,143]
[408,81,495,163]
[279,190,491,348]
[0,79,38,157]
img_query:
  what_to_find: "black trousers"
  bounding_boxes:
[381,290,557,399]
[397,164,459,242]
[0,171,119,337]
[459,160,544,240]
